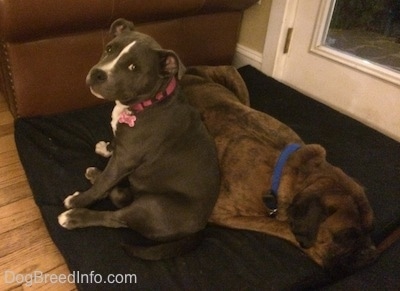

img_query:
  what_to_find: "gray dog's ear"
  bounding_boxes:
[110,18,135,36]
[157,50,186,80]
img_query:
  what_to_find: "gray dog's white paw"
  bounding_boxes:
[95,141,112,158]
[85,167,101,184]
[58,209,74,229]
[63,191,80,209]
[85,167,98,175]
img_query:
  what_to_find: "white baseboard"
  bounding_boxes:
[233,44,263,69]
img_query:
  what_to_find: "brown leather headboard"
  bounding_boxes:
[0,0,257,117]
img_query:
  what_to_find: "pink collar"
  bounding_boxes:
[130,77,177,113]
[118,77,177,128]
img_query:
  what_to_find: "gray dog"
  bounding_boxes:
[58,19,220,260]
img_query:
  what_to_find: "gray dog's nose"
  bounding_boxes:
[87,68,107,85]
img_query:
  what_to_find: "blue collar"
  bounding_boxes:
[265,143,301,216]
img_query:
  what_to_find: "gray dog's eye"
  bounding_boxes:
[128,64,136,71]
[105,45,113,54]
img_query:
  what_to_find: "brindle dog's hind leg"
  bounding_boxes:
[85,167,134,208]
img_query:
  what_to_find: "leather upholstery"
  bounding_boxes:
[0,0,257,117]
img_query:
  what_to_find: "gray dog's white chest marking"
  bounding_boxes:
[93,101,128,158]
[111,101,129,134]
[100,40,137,74]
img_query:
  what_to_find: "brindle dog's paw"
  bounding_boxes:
[58,209,86,229]
[95,141,113,158]
[63,192,81,209]
[85,167,102,184]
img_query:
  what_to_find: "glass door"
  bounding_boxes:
[262,0,400,141]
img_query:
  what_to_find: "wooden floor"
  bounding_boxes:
[0,94,76,290]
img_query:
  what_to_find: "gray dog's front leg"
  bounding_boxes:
[63,156,130,209]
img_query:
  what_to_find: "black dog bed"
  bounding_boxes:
[14,66,400,290]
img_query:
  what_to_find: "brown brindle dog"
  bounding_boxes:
[181,66,378,275]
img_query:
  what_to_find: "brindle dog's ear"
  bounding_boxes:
[296,144,326,170]
[288,195,328,248]
[157,50,186,80]
[110,18,135,36]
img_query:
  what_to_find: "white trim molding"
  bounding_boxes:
[233,44,263,69]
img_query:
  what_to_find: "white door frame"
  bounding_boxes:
[261,0,298,79]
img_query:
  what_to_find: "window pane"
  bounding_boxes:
[325,0,400,72]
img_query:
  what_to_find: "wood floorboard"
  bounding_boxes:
[0,180,31,208]
[0,94,77,290]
